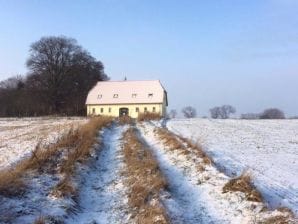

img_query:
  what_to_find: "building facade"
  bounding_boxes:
[85,80,168,118]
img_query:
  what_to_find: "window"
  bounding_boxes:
[148,93,153,98]
[92,108,96,114]
[144,107,147,112]
[136,107,139,112]
[113,94,118,98]
[109,107,112,113]
[97,94,102,99]
[100,108,104,113]
[132,93,137,98]
[152,107,156,113]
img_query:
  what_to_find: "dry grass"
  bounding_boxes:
[138,112,162,121]
[223,173,263,202]
[259,215,294,224]
[33,216,46,224]
[155,128,213,166]
[0,116,113,198]
[176,136,212,165]
[0,170,26,197]
[122,127,169,224]
[155,128,185,150]
[118,115,134,125]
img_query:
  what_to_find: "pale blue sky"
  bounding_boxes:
[0,0,297,116]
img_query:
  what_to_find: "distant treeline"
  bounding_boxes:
[0,36,108,117]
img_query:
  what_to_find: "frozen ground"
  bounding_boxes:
[0,117,87,170]
[66,125,131,224]
[138,123,296,223]
[167,118,298,215]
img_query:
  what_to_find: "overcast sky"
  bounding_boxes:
[0,0,297,116]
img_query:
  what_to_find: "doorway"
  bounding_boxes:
[119,107,129,117]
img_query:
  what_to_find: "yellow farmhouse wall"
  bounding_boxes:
[86,103,166,118]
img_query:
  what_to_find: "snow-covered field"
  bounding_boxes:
[1,118,297,223]
[167,118,298,215]
[0,117,87,170]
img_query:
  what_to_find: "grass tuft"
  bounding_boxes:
[0,170,26,197]
[223,172,263,202]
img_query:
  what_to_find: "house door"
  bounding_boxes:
[119,107,129,117]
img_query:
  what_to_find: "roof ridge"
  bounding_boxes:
[97,79,160,83]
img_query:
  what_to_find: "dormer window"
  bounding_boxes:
[148,93,153,98]
[113,94,119,98]
[132,94,137,98]
[97,94,102,99]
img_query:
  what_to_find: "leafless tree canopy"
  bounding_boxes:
[182,106,197,118]
[260,108,285,119]
[169,109,177,119]
[0,36,108,117]
[210,105,236,119]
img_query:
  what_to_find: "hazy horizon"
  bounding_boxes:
[1,0,298,116]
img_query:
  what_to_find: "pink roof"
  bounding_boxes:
[85,80,167,105]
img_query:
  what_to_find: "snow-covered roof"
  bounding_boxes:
[86,80,168,105]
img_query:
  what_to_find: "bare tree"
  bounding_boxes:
[260,108,285,119]
[210,105,236,119]
[182,106,197,118]
[0,36,109,117]
[169,109,177,119]
[210,106,221,119]
[26,36,108,115]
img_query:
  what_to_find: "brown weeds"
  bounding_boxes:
[118,115,134,125]
[122,128,169,224]
[223,173,263,202]
[33,216,46,224]
[259,215,294,224]
[138,112,161,121]
[155,128,185,150]
[155,128,213,167]
[0,170,26,197]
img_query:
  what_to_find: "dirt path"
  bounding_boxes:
[137,122,294,224]
[66,125,131,224]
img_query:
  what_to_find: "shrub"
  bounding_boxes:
[260,108,285,119]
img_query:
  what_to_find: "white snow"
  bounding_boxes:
[0,117,87,170]
[167,118,298,215]
[66,125,132,224]
[138,122,296,223]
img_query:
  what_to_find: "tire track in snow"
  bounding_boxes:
[66,125,131,224]
[137,124,221,224]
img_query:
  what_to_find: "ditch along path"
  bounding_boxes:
[137,122,295,224]
[66,124,132,224]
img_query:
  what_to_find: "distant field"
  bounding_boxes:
[167,118,298,215]
[0,117,87,170]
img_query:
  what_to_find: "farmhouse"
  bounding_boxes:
[85,80,168,118]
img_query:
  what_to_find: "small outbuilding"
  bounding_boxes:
[85,80,168,118]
